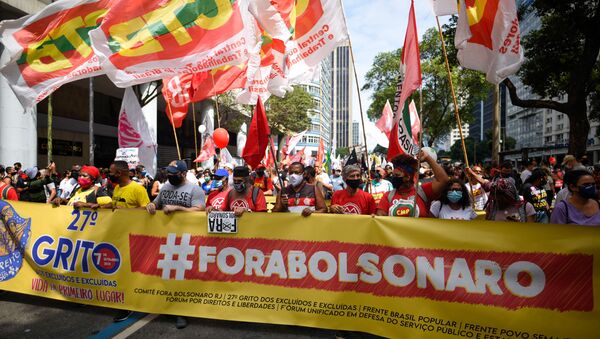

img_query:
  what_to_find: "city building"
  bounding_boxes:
[331,45,354,150]
[503,0,600,162]
[352,121,360,147]
[296,55,333,161]
[469,87,506,143]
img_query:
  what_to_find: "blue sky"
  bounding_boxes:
[341,0,450,147]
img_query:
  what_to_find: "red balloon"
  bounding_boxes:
[213,128,229,149]
[549,156,556,165]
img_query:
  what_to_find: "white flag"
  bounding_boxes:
[427,0,458,16]
[455,0,524,84]
[118,87,156,176]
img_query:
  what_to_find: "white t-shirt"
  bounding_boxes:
[44,182,56,201]
[59,178,78,200]
[430,201,477,220]
[465,182,488,211]
[520,169,532,183]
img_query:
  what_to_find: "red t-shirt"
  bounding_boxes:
[224,188,267,212]
[377,182,435,218]
[207,189,230,211]
[0,182,18,201]
[253,176,273,192]
[331,189,376,215]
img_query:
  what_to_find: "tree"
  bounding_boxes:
[503,0,600,157]
[362,21,490,146]
[266,86,315,157]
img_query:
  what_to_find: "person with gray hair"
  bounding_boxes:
[329,164,376,215]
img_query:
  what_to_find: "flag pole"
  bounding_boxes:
[344,13,372,193]
[192,103,199,169]
[267,135,286,194]
[211,73,221,128]
[165,101,182,160]
[435,16,475,206]
[89,77,94,165]
[47,94,53,162]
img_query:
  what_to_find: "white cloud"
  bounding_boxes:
[342,0,450,145]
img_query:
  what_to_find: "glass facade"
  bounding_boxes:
[332,45,353,149]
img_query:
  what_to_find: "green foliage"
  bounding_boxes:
[216,92,251,132]
[362,19,490,146]
[335,147,350,158]
[266,86,314,135]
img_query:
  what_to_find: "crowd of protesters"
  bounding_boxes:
[2,151,599,226]
[1,152,600,326]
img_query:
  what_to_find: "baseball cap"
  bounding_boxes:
[213,169,229,178]
[562,155,576,165]
[166,160,187,174]
[25,167,38,179]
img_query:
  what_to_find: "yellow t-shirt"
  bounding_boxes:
[112,182,150,208]
[67,187,96,206]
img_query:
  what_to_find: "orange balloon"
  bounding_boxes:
[213,128,230,149]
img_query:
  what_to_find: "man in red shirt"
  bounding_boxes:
[376,150,448,218]
[330,164,376,215]
[206,169,231,212]
[221,166,267,216]
[252,164,273,195]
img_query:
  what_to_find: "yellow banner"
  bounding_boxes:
[1,201,599,338]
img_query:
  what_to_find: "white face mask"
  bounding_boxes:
[289,173,304,187]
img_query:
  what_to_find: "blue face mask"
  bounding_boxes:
[211,180,223,189]
[579,185,598,200]
[447,190,463,203]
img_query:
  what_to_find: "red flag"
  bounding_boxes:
[290,147,305,163]
[191,65,247,103]
[387,122,404,161]
[390,0,421,157]
[316,139,325,165]
[264,137,276,168]
[242,97,271,168]
[376,100,394,138]
[194,135,216,163]
[161,74,193,128]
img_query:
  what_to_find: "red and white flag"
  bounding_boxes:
[286,0,349,83]
[286,130,308,153]
[408,100,421,144]
[455,0,524,84]
[388,0,422,160]
[88,0,257,87]
[290,147,305,163]
[194,135,216,163]
[376,100,394,138]
[161,74,193,128]
[316,138,325,165]
[118,87,156,175]
[0,0,111,110]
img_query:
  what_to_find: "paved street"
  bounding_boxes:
[0,292,381,339]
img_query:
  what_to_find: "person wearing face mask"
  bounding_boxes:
[59,166,111,208]
[485,178,536,222]
[206,169,231,212]
[101,161,150,210]
[330,166,345,192]
[146,160,206,216]
[429,179,477,220]
[370,166,393,205]
[551,170,600,225]
[376,151,449,218]
[521,168,551,223]
[200,169,212,194]
[57,165,82,202]
[466,160,523,195]
[329,165,376,215]
[465,166,488,211]
[217,166,266,217]
[252,164,273,196]
[273,162,327,216]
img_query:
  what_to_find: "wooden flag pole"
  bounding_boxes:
[411,89,424,218]
[435,17,476,206]
[192,103,199,169]
[166,101,182,160]
[339,0,372,193]
[47,94,53,162]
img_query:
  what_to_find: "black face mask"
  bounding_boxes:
[108,174,119,183]
[374,172,382,180]
[233,182,246,193]
[500,173,511,179]
[346,179,361,189]
[71,171,80,180]
[391,176,409,189]
[168,175,183,186]
[256,170,265,176]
